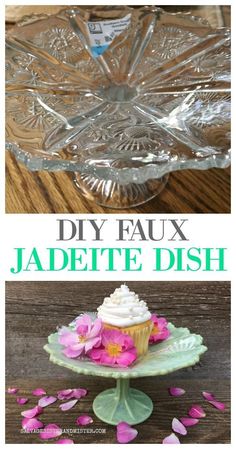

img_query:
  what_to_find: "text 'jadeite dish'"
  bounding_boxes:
[6,6,231,207]
[44,323,207,425]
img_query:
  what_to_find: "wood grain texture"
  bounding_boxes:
[6,378,230,444]
[5,153,231,213]
[5,281,230,443]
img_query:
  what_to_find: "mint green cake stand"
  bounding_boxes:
[44,323,207,425]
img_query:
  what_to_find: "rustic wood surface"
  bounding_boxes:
[6,281,230,443]
[5,5,231,214]
[6,378,230,444]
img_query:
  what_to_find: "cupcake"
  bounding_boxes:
[97,284,153,357]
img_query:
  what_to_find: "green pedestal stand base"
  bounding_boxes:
[93,378,153,425]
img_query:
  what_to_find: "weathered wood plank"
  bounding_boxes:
[5,378,230,443]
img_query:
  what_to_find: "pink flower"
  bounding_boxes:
[59,314,102,359]
[149,314,170,344]
[89,329,137,367]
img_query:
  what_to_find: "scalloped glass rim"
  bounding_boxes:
[6,141,231,185]
[44,322,207,379]
[6,6,231,185]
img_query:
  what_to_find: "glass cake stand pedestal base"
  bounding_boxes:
[73,173,169,208]
[93,378,153,425]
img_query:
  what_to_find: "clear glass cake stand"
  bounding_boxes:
[6,6,231,208]
[44,323,207,425]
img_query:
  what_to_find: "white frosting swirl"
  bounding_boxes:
[97,284,151,327]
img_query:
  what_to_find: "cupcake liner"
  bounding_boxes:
[104,320,153,357]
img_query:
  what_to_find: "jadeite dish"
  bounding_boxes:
[44,322,207,425]
[6,6,230,207]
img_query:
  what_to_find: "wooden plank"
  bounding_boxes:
[5,378,230,443]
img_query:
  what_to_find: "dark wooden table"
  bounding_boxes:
[6,281,230,443]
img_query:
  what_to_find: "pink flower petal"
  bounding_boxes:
[180,417,199,427]
[188,404,206,419]
[63,346,84,359]
[57,389,73,400]
[89,318,102,339]
[17,397,28,405]
[59,399,78,411]
[169,387,185,397]
[21,405,43,418]
[56,439,74,444]
[162,433,180,444]
[57,389,74,400]
[39,423,62,440]
[38,396,57,408]
[172,418,187,435]
[163,433,181,444]
[73,388,88,399]
[208,400,226,411]
[202,391,215,401]
[116,422,138,444]
[57,388,87,400]
[76,415,93,426]
[58,327,78,347]
[22,417,44,432]
[32,388,46,396]
[7,387,18,394]
[202,391,226,410]
[117,349,137,367]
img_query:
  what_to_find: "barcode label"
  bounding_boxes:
[87,14,131,57]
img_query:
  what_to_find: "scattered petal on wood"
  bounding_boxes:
[73,388,88,399]
[116,422,138,444]
[56,439,74,444]
[76,415,93,426]
[162,433,181,444]
[168,387,185,397]
[32,388,46,396]
[172,418,187,435]
[188,404,206,419]
[39,423,62,440]
[57,389,74,400]
[208,400,226,411]
[202,392,226,411]
[202,391,215,401]
[21,405,43,419]
[59,399,78,411]
[7,387,18,394]
[17,397,28,405]
[22,417,44,432]
[180,417,199,427]
[38,396,57,408]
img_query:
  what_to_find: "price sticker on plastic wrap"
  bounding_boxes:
[87,14,131,57]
